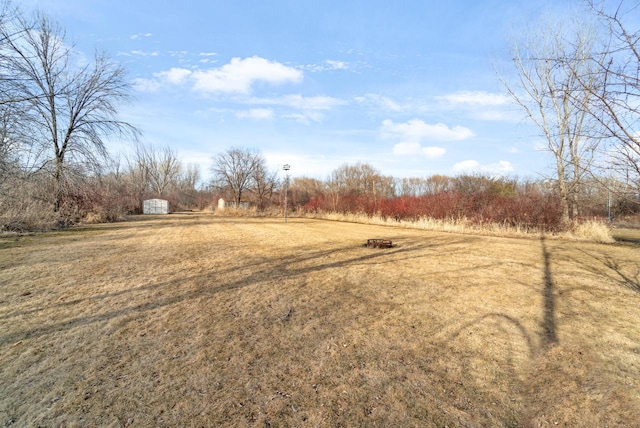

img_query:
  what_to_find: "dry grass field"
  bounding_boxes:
[1,213,639,427]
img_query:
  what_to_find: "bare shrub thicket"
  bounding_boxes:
[0,143,208,230]
[0,172,57,231]
[284,166,625,234]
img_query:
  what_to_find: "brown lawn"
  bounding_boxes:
[1,213,639,427]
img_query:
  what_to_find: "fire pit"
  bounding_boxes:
[365,238,393,248]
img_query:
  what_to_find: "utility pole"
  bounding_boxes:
[283,164,290,222]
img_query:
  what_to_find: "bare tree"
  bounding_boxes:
[252,160,278,213]
[181,163,201,191]
[0,9,139,213]
[289,177,324,208]
[211,147,263,207]
[0,104,18,178]
[397,177,426,197]
[329,163,394,198]
[396,175,453,197]
[127,142,186,202]
[173,162,201,208]
[579,1,640,197]
[126,142,152,204]
[502,15,600,223]
[146,145,181,196]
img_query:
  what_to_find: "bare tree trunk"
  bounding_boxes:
[54,157,63,212]
[556,157,570,224]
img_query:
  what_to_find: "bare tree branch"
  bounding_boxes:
[0,7,140,213]
[211,147,264,207]
[500,15,600,222]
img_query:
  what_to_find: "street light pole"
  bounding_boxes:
[283,164,290,222]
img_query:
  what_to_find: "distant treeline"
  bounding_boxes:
[282,163,638,232]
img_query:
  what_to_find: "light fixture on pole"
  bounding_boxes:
[283,164,290,222]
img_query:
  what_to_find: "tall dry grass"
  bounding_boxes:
[300,211,615,242]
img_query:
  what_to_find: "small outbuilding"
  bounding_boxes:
[143,198,169,214]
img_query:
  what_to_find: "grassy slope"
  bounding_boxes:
[1,213,639,427]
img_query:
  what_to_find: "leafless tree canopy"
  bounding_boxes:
[211,147,270,207]
[0,6,139,211]
[252,160,278,212]
[502,14,601,222]
[136,143,182,196]
[396,175,454,197]
[124,142,202,210]
[580,0,640,194]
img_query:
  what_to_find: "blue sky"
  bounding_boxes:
[23,0,579,181]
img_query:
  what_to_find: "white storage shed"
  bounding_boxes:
[143,198,169,214]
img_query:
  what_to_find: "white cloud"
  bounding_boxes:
[118,50,159,57]
[304,59,361,72]
[236,108,274,120]
[435,91,517,122]
[273,94,346,110]
[192,56,303,94]
[133,56,303,95]
[325,60,348,70]
[133,77,161,92]
[248,94,347,123]
[533,139,549,151]
[133,50,158,56]
[422,146,447,159]
[134,68,193,92]
[507,146,520,154]
[453,160,481,172]
[130,32,153,40]
[453,160,514,175]
[199,52,218,64]
[392,142,446,159]
[383,119,465,159]
[282,111,324,124]
[473,110,511,121]
[356,94,403,112]
[436,91,511,107]
[156,67,192,84]
[381,119,474,142]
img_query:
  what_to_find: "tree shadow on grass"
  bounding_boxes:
[0,235,471,345]
[540,236,558,349]
[574,249,640,293]
[446,236,558,356]
[429,237,571,425]
[434,236,640,425]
